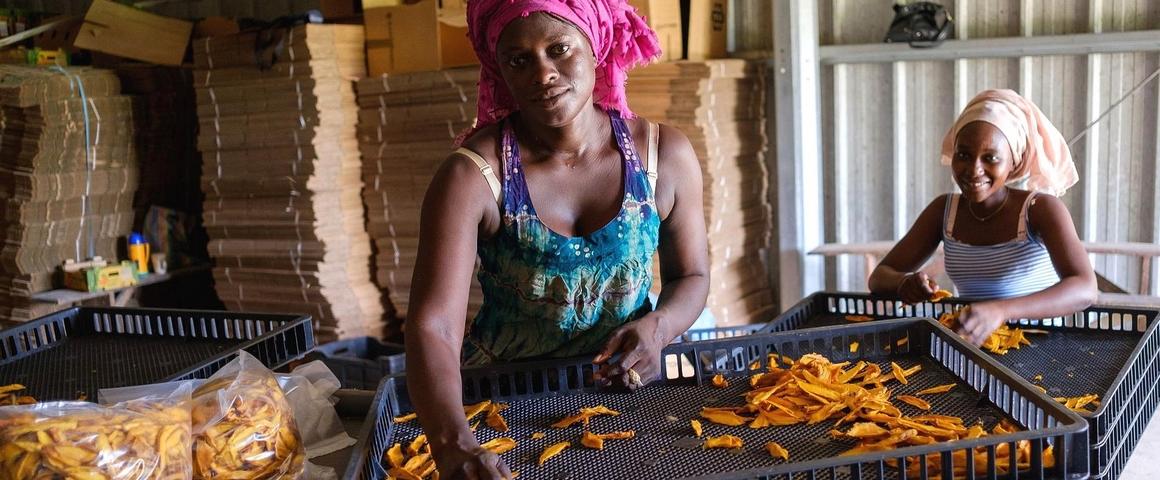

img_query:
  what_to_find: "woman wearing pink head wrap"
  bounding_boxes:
[404,2,708,476]
[870,89,1096,345]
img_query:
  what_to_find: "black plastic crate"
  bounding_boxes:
[0,306,314,401]
[766,291,1160,475]
[307,336,406,390]
[1091,346,1160,480]
[679,324,768,342]
[345,318,1088,480]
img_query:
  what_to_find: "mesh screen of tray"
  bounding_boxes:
[809,314,1138,399]
[386,357,1019,480]
[0,333,243,401]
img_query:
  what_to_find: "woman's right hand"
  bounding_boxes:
[435,445,513,480]
[897,272,939,304]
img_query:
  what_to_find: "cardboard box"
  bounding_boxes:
[684,0,728,60]
[63,261,138,292]
[73,0,192,66]
[629,0,682,62]
[193,16,240,39]
[320,0,359,19]
[364,0,477,75]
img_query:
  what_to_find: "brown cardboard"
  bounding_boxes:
[364,0,477,75]
[73,0,192,66]
[193,16,240,39]
[354,67,483,328]
[320,0,359,19]
[194,25,383,341]
[685,0,728,60]
[627,59,772,325]
[629,0,682,62]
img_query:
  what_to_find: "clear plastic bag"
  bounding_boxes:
[276,360,356,459]
[191,351,306,479]
[0,383,193,480]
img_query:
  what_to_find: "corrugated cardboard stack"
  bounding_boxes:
[0,66,137,323]
[628,60,774,326]
[193,24,383,342]
[355,67,483,333]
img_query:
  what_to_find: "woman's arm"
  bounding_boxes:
[594,124,709,387]
[868,195,948,303]
[405,148,511,479]
[958,194,1097,344]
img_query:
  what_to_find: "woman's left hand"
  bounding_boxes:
[592,314,669,391]
[957,302,1008,346]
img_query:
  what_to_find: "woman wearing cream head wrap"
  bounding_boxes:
[871,89,1096,346]
[404,1,709,477]
[939,89,1079,196]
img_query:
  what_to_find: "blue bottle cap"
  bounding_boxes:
[129,232,146,244]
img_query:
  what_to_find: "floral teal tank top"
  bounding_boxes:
[463,110,661,365]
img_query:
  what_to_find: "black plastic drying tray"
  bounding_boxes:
[304,327,765,391]
[0,306,314,400]
[765,291,1159,476]
[304,336,407,390]
[344,318,1088,480]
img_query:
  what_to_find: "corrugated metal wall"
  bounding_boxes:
[799,0,1160,294]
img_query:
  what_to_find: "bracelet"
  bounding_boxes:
[896,272,916,296]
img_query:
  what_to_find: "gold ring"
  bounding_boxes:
[627,368,644,388]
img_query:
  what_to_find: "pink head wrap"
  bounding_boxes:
[464,0,661,135]
[940,89,1079,196]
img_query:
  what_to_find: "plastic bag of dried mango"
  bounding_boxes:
[0,383,193,480]
[191,351,306,479]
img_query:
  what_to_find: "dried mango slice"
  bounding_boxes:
[890,362,911,385]
[580,430,635,450]
[845,315,874,322]
[0,384,32,406]
[703,434,743,449]
[700,408,751,426]
[407,434,428,457]
[464,401,493,422]
[711,374,729,388]
[481,437,517,455]
[580,430,604,450]
[765,441,789,460]
[385,443,405,468]
[930,290,953,302]
[1055,394,1100,413]
[551,406,620,428]
[403,453,430,472]
[531,432,545,440]
[843,422,890,438]
[486,403,510,432]
[915,383,955,395]
[896,395,932,411]
[581,406,620,417]
[388,467,424,480]
[690,420,703,437]
[537,442,570,466]
[393,412,417,424]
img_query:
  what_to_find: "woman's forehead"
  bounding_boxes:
[955,121,1009,150]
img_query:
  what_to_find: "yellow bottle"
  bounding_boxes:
[128,232,150,275]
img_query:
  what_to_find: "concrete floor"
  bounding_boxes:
[1120,408,1160,478]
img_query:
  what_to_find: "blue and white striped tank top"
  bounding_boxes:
[942,192,1060,299]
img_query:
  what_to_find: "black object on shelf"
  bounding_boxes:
[345,318,1087,480]
[0,307,314,401]
[767,290,1160,480]
[308,336,406,390]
